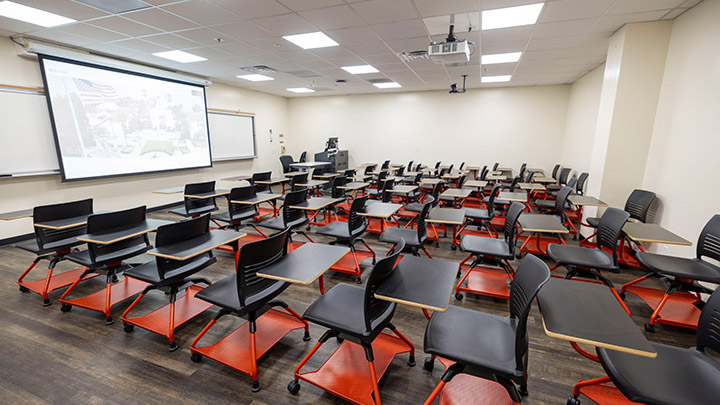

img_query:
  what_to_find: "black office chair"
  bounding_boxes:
[169,181,219,218]
[456,202,524,300]
[551,164,561,180]
[492,163,499,171]
[278,173,308,201]
[398,180,442,222]
[60,206,153,324]
[533,186,577,237]
[575,172,589,195]
[583,287,720,405]
[250,171,272,192]
[212,185,267,238]
[367,177,392,199]
[407,160,414,171]
[479,165,489,181]
[15,199,93,306]
[439,174,468,207]
[121,215,217,351]
[546,207,630,308]
[317,195,376,283]
[280,155,295,173]
[299,151,307,163]
[190,228,309,392]
[381,160,390,170]
[260,188,314,245]
[581,189,656,247]
[414,162,423,172]
[547,167,571,192]
[423,254,551,403]
[463,184,502,238]
[288,239,415,404]
[379,197,434,258]
[624,215,720,332]
[518,163,527,180]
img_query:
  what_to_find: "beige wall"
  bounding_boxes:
[642,0,720,257]
[286,85,570,172]
[0,37,289,240]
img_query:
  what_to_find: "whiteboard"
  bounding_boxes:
[208,110,256,161]
[0,88,60,176]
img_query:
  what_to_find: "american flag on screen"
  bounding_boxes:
[73,78,119,105]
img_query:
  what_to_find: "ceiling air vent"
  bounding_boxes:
[397,50,429,62]
[288,70,320,78]
[239,65,276,74]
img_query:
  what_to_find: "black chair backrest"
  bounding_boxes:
[251,171,272,193]
[86,206,149,264]
[558,168,571,185]
[504,202,524,253]
[33,198,93,250]
[184,181,217,214]
[480,165,489,181]
[290,173,308,191]
[447,164,454,174]
[555,186,573,219]
[414,162,423,172]
[597,208,630,266]
[696,286,720,353]
[518,163,527,179]
[348,195,368,236]
[438,167,449,178]
[381,160,390,169]
[492,163,499,171]
[416,196,434,243]
[395,166,405,176]
[381,179,395,203]
[279,155,294,173]
[457,174,467,188]
[282,189,308,226]
[377,171,388,182]
[551,164,561,179]
[487,183,502,217]
[312,166,326,178]
[624,189,656,222]
[412,172,423,185]
[154,214,214,278]
[696,215,720,262]
[236,228,290,307]
[566,177,577,191]
[434,161,441,169]
[299,151,307,163]
[525,170,536,183]
[458,162,465,170]
[331,175,347,199]
[363,238,403,332]
[576,172,588,195]
[343,169,356,178]
[407,161,414,171]
[429,182,444,208]
[364,165,376,175]
[228,185,259,221]
[508,176,521,192]
[509,254,550,372]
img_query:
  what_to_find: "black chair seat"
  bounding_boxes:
[405,202,424,212]
[379,227,421,247]
[212,210,257,224]
[316,221,366,239]
[636,252,720,283]
[460,236,513,259]
[65,244,150,268]
[15,237,84,256]
[195,273,289,315]
[598,343,720,405]
[546,184,561,192]
[261,215,307,230]
[303,283,395,339]
[424,305,520,377]
[546,244,615,270]
[169,205,217,217]
[465,208,491,220]
[125,256,215,285]
[439,195,455,202]
[482,195,508,205]
[586,217,600,227]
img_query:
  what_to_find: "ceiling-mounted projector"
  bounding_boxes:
[428,40,470,64]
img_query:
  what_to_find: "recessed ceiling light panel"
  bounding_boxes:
[482,3,544,30]
[341,65,378,74]
[373,82,401,89]
[481,75,512,83]
[0,1,75,27]
[237,74,274,82]
[481,52,522,65]
[152,50,207,63]
[287,87,315,93]
[283,32,338,49]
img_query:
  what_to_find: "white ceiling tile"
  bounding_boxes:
[57,23,129,42]
[87,16,162,37]
[373,19,428,40]
[589,10,669,33]
[143,33,201,49]
[479,39,529,54]
[277,0,344,11]
[251,13,317,36]
[246,37,291,51]
[680,0,703,7]
[423,13,478,36]
[481,25,534,43]
[350,0,419,24]
[361,53,403,65]
[13,0,109,20]
[174,28,230,46]
[608,0,686,15]
[29,29,95,46]
[661,8,689,20]
[143,0,183,5]
[114,38,173,53]
[298,58,336,70]
[298,5,365,30]
[540,0,616,23]
[208,0,290,19]
[325,26,381,45]
[182,46,234,60]
[0,17,52,34]
[211,21,275,41]
[527,35,581,51]
[374,62,410,72]
[385,36,431,53]
[124,8,199,32]
[533,18,596,39]
[412,0,480,18]
[344,41,393,56]
[162,0,244,26]
[213,41,266,57]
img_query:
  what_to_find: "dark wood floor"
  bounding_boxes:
[0,207,702,404]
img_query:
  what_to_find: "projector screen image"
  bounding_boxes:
[39,56,211,181]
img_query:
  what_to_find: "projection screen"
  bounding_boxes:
[39,55,212,181]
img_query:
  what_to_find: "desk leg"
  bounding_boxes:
[518,232,533,256]
[318,275,325,295]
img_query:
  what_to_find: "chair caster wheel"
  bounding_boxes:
[451,244,457,251]
[169,342,178,352]
[619,292,626,300]
[645,323,655,333]
[105,316,115,325]
[251,381,261,393]
[372,259,376,265]
[516,254,523,259]
[288,380,301,395]
[306,226,311,231]
[455,293,463,300]
[190,353,203,363]
[567,396,581,405]
[123,323,134,333]
[407,356,416,367]
[60,304,71,312]
[336,337,344,344]
[573,236,577,241]
[519,385,529,396]
[355,277,362,284]
[435,243,440,248]
[43,298,52,307]
[19,286,29,293]
[423,357,434,371]
[303,331,311,341]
